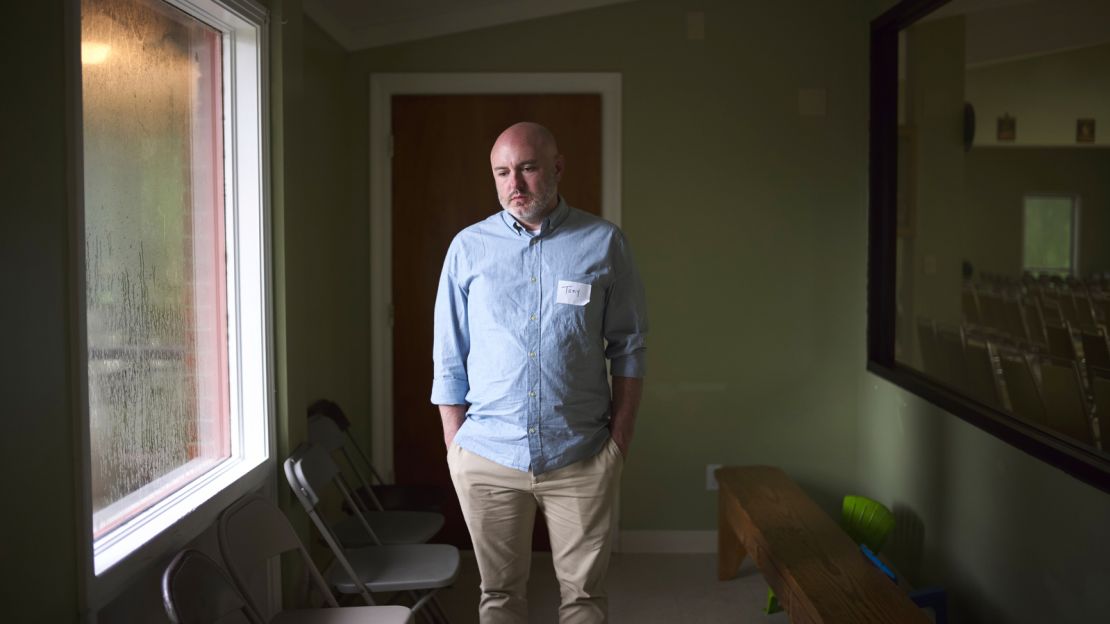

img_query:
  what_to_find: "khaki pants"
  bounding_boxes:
[446,439,624,624]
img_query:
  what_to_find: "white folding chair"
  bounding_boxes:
[307,400,449,513]
[162,549,259,624]
[284,443,458,624]
[307,414,445,546]
[217,495,413,624]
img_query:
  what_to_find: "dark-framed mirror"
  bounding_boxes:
[869,0,1110,493]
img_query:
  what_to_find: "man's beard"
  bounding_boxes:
[501,180,558,222]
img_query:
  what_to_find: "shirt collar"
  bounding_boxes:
[501,197,570,238]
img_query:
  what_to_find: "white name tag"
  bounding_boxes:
[556,280,592,306]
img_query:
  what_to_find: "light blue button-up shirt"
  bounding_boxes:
[431,199,648,474]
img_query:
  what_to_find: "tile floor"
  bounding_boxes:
[434,552,789,623]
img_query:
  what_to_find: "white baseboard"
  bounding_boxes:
[618,530,717,554]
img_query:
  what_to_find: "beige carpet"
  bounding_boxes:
[434,552,789,623]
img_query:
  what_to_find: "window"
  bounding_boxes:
[1022,194,1079,277]
[80,0,269,575]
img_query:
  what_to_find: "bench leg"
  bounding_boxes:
[718,490,748,580]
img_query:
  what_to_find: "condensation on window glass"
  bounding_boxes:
[82,0,230,537]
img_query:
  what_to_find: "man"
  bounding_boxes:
[431,121,648,623]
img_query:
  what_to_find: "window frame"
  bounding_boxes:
[69,0,272,609]
[1020,192,1081,277]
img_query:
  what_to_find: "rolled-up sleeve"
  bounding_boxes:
[431,238,471,405]
[604,232,648,377]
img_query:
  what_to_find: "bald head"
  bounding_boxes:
[490,122,564,230]
[492,122,560,160]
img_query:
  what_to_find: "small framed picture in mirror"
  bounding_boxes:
[997,114,1015,141]
[1076,118,1095,143]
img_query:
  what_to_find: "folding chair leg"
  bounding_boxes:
[428,592,451,624]
[412,596,441,624]
[407,589,445,624]
[415,593,442,624]
[428,594,451,624]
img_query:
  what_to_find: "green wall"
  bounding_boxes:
[296,17,370,449]
[967,43,1110,147]
[274,3,371,485]
[859,379,1110,622]
[270,0,304,485]
[964,147,1110,276]
[910,37,1110,284]
[903,16,966,337]
[1,3,81,621]
[345,0,875,528]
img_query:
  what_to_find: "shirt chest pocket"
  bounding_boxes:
[555,274,594,307]
[550,272,604,336]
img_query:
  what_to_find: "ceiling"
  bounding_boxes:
[305,0,1110,62]
[928,0,1110,66]
[302,0,638,50]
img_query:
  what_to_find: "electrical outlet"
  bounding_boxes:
[706,464,722,490]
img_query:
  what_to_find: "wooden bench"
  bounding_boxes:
[717,466,930,623]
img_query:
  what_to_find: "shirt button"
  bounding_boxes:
[530,276,537,283]
[529,351,535,358]
[528,427,536,434]
[528,391,536,397]
[529,314,536,321]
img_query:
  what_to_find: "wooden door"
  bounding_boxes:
[391,94,602,548]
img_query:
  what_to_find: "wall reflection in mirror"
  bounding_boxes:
[893,0,1110,455]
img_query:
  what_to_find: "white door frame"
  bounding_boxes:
[368,73,623,480]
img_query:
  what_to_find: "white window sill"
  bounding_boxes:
[84,460,273,613]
